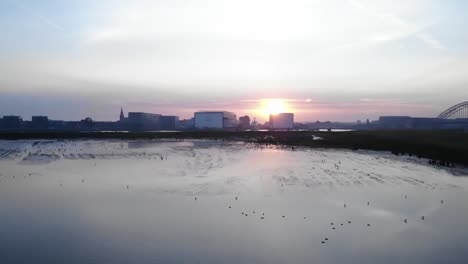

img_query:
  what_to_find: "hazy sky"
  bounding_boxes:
[1,0,468,122]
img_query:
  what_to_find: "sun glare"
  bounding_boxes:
[260,99,289,116]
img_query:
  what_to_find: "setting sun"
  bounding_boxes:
[260,99,290,116]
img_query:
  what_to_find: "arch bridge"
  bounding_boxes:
[437,101,468,119]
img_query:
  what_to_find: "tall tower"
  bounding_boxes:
[119,107,125,121]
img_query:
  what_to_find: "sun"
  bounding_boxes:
[260,99,289,116]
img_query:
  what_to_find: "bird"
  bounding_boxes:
[321,241,325,244]
[194,197,197,201]
[421,216,425,220]
[260,217,264,220]
[332,227,336,230]
[367,202,370,206]
[282,215,285,218]
[228,206,231,209]
[330,223,334,225]
[325,237,328,241]
[348,221,351,224]
[404,219,407,224]
[367,224,371,227]
[235,196,238,200]
[344,203,347,208]
[441,200,444,204]
[304,217,307,219]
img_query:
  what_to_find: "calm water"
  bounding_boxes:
[1,140,468,264]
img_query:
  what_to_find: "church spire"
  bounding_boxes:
[120,107,125,121]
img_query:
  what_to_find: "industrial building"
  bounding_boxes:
[269,113,294,129]
[119,111,180,131]
[31,116,49,129]
[125,112,161,130]
[377,116,468,130]
[160,116,179,130]
[0,116,22,130]
[194,111,237,129]
[238,115,251,130]
[378,116,413,129]
[127,112,161,123]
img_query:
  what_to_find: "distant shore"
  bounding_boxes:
[0,130,467,166]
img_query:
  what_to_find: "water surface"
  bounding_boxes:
[1,140,467,263]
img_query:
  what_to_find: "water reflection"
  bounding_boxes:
[0,140,468,264]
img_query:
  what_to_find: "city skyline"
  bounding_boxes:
[0,96,460,123]
[1,0,468,122]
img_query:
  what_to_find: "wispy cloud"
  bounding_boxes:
[347,0,444,50]
[12,0,63,31]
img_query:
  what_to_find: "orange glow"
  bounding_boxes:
[257,99,291,118]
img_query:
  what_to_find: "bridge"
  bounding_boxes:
[437,101,468,119]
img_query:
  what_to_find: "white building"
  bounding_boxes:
[270,113,294,129]
[194,111,237,129]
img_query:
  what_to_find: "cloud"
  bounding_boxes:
[11,0,64,31]
[417,33,444,50]
[347,0,444,50]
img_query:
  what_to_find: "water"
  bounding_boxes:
[1,139,468,263]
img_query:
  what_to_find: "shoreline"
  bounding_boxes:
[1,130,467,166]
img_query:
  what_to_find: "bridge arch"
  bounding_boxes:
[437,101,468,119]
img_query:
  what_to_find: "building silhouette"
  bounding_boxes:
[2,100,467,132]
[269,113,294,129]
[194,111,237,129]
[120,107,125,121]
[238,116,251,130]
[31,116,49,130]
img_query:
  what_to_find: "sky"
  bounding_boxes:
[1,0,468,122]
